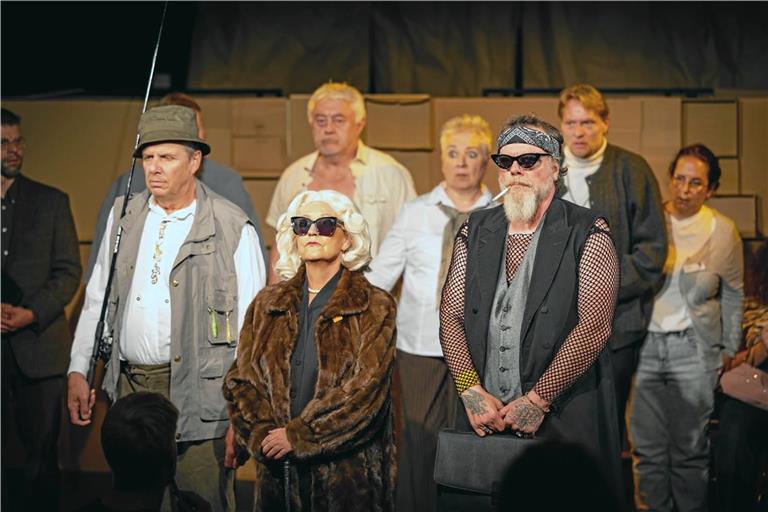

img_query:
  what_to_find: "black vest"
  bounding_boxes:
[459,198,622,490]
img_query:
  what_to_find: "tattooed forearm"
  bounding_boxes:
[461,389,488,415]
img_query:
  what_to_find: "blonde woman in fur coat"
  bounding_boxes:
[224,190,397,512]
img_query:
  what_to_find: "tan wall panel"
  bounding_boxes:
[3,99,142,242]
[387,150,434,195]
[197,97,232,130]
[232,136,286,175]
[231,98,287,137]
[287,95,314,163]
[243,178,279,248]
[606,98,643,154]
[365,95,433,150]
[739,98,768,235]
[640,97,682,188]
[718,158,740,195]
[683,101,739,156]
[205,127,233,167]
[707,195,758,238]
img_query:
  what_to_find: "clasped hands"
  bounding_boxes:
[1,303,35,334]
[460,385,548,438]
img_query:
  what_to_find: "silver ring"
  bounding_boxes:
[481,425,493,434]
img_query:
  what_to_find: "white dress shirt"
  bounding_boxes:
[266,141,417,257]
[69,197,265,376]
[366,183,494,356]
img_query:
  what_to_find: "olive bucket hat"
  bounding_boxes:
[133,105,211,157]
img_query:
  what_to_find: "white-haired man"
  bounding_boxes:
[266,82,417,283]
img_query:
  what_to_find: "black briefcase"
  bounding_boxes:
[434,428,541,495]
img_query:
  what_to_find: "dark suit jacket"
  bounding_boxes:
[3,175,81,378]
[558,144,667,349]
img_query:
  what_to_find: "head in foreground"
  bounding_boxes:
[101,391,179,492]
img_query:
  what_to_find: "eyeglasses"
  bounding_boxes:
[491,153,550,171]
[671,175,707,193]
[290,216,341,237]
[1,137,26,150]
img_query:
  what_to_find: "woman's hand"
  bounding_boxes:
[460,385,505,437]
[261,427,294,460]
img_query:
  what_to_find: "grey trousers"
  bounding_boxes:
[118,362,236,512]
[628,330,719,512]
[395,350,456,512]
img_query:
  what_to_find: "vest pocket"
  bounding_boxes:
[199,358,228,421]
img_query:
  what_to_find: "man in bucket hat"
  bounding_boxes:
[83,92,268,284]
[67,105,266,512]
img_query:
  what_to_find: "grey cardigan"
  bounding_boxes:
[674,207,744,357]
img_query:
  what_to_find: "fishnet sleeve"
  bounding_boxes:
[533,218,620,404]
[439,220,481,394]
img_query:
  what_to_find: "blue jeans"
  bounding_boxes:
[628,329,720,512]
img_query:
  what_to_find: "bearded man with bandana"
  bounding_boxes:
[439,115,624,504]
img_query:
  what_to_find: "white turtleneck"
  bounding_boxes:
[562,138,608,208]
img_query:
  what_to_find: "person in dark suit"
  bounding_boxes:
[1,107,82,510]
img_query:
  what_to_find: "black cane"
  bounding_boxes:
[86,1,168,388]
[284,458,292,512]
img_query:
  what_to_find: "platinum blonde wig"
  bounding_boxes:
[307,82,366,124]
[274,190,372,280]
[439,114,493,157]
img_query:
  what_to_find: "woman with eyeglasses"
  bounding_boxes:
[628,144,744,512]
[223,189,397,512]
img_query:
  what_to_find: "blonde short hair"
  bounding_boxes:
[307,82,366,124]
[439,114,493,156]
[558,84,609,121]
[274,190,371,280]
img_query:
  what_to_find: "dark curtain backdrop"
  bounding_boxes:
[188,1,768,95]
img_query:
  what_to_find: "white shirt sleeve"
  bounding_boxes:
[234,223,266,339]
[366,203,409,292]
[68,207,115,377]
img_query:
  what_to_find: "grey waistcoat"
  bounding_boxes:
[484,226,543,403]
[104,181,250,442]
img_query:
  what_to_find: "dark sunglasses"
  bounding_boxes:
[491,153,551,171]
[290,216,341,237]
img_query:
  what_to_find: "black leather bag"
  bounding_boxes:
[434,428,541,495]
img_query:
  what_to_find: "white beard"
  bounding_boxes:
[502,179,555,224]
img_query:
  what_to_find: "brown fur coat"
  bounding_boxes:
[223,267,397,512]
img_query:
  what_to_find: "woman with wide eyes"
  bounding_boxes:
[223,189,397,512]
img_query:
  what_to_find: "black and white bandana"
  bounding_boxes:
[496,125,561,160]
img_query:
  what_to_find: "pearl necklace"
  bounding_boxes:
[308,287,321,294]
